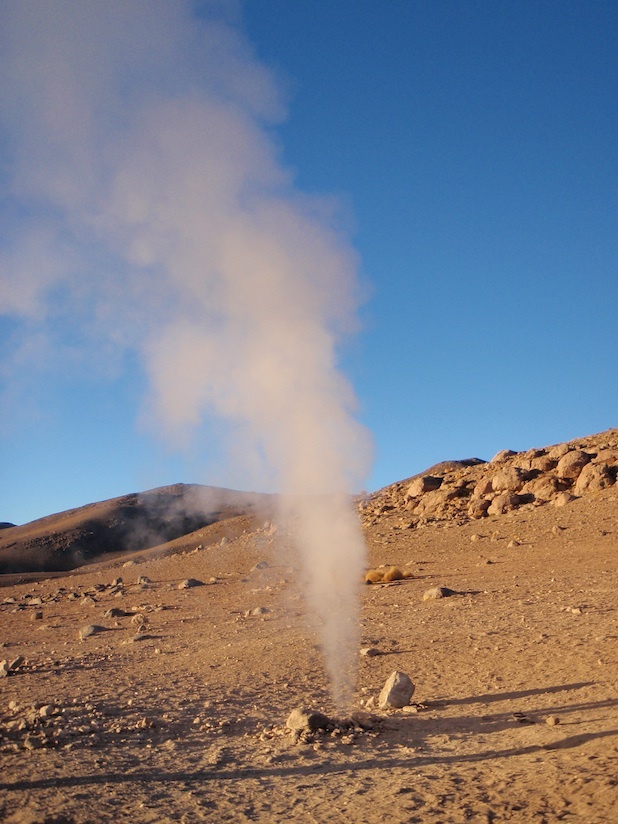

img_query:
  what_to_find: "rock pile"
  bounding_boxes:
[360,429,618,529]
[279,708,382,745]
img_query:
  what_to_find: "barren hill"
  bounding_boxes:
[0,484,275,576]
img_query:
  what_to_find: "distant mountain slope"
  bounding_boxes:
[0,484,274,574]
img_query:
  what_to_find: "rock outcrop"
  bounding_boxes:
[360,429,618,529]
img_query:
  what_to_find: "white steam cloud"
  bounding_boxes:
[0,0,371,709]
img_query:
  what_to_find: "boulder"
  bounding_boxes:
[548,443,571,460]
[524,476,563,502]
[405,476,443,499]
[378,671,415,709]
[491,467,527,493]
[473,477,494,497]
[468,498,490,519]
[573,463,614,496]
[487,492,521,516]
[531,455,557,472]
[593,449,618,466]
[556,450,591,480]
[491,449,517,463]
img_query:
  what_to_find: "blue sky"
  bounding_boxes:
[1,0,617,525]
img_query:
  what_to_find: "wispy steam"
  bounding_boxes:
[0,0,371,708]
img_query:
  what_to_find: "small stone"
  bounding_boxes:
[286,708,331,732]
[31,610,43,621]
[360,647,381,657]
[137,575,152,585]
[79,625,105,640]
[252,561,269,571]
[104,608,128,618]
[378,671,415,709]
[81,596,96,607]
[128,633,150,643]
[39,704,55,718]
[8,656,24,671]
[252,606,269,616]
[0,661,9,678]
[573,462,614,496]
[554,492,575,507]
[546,715,560,726]
[111,578,123,587]
[178,578,204,589]
[423,586,455,601]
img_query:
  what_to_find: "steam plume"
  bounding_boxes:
[0,0,371,709]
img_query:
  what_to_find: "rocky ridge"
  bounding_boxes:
[359,428,618,529]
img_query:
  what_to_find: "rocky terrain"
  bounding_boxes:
[360,429,618,529]
[0,429,617,822]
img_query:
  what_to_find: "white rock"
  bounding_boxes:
[378,671,415,709]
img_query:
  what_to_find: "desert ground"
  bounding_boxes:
[1,431,617,822]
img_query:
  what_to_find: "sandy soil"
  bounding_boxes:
[1,485,617,822]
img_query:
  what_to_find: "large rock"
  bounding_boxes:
[378,671,415,709]
[556,450,592,480]
[468,498,490,519]
[286,708,331,732]
[405,476,443,498]
[548,443,571,460]
[573,463,614,496]
[413,490,445,517]
[593,449,618,466]
[487,492,521,516]
[491,467,527,493]
[524,476,564,502]
[491,449,517,463]
[531,455,557,472]
[473,477,494,497]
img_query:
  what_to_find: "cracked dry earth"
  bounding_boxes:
[1,487,617,822]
